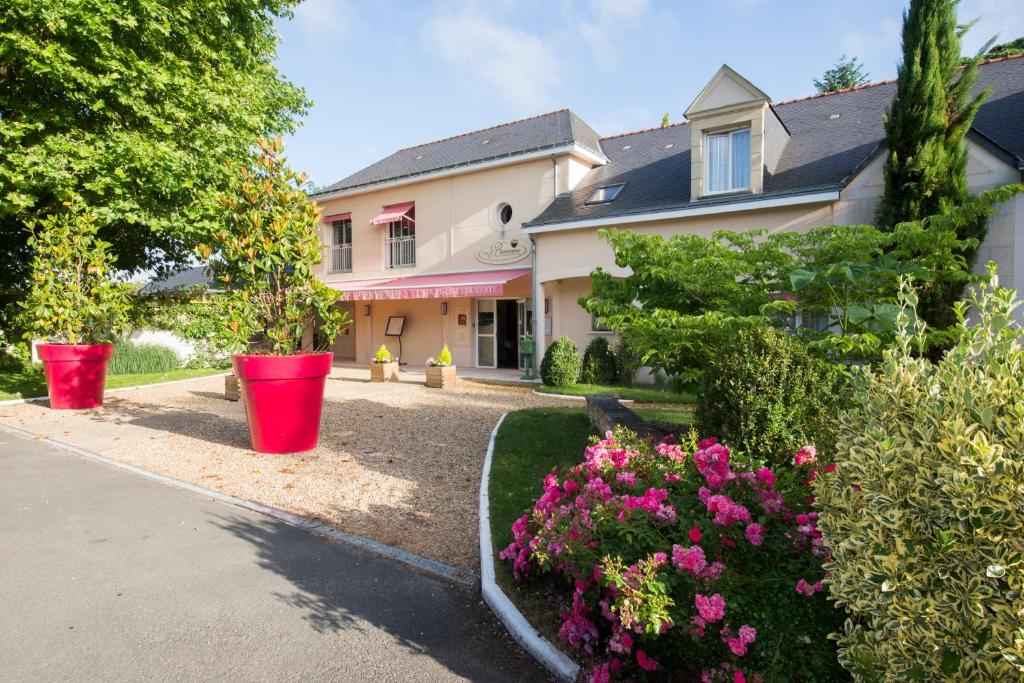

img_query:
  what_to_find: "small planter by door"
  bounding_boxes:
[37,343,115,409]
[426,365,456,389]
[370,361,399,382]
[233,352,333,454]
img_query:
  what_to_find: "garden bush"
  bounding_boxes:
[581,336,617,384]
[108,341,180,375]
[696,327,848,468]
[814,271,1024,680]
[501,429,846,681]
[540,336,581,386]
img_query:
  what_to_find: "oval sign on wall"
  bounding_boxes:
[476,239,530,265]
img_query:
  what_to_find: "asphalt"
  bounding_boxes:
[0,430,549,682]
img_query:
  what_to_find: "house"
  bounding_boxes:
[311,55,1024,372]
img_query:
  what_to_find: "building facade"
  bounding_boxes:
[312,57,1024,370]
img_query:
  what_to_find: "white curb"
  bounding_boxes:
[0,371,229,406]
[0,422,476,587]
[479,412,581,683]
[531,388,634,403]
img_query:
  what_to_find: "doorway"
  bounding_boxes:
[475,298,520,368]
[496,300,519,369]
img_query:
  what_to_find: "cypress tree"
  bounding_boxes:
[877,0,990,232]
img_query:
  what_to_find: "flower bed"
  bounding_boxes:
[500,429,846,681]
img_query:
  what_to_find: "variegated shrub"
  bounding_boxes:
[814,267,1024,680]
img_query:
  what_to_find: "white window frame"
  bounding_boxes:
[328,219,352,274]
[704,127,751,195]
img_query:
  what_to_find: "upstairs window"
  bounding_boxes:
[585,184,625,204]
[329,218,352,273]
[705,128,751,194]
[386,209,415,268]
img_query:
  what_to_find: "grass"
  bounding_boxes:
[489,407,596,648]
[632,404,695,429]
[0,366,225,401]
[536,382,697,404]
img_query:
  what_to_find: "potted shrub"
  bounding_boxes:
[20,206,132,409]
[369,344,399,382]
[200,138,348,454]
[425,344,456,388]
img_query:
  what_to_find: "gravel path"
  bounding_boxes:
[0,368,571,571]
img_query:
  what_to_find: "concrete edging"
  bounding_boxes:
[478,412,581,683]
[0,422,476,587]
[0,372,230,407]
[530,388,634,404]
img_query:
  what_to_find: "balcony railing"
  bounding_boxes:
[328,244,352,273]
[386,235,416,268]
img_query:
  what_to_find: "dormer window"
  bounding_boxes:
[585,184,624,204]
[705,128,751,194]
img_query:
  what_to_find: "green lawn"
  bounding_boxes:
[632,405,695,429]
[0,366,225,401]
[535,382,696,404]
[489,407,596,646]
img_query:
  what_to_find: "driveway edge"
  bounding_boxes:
[478,412,581,683]
[0,422,476,587]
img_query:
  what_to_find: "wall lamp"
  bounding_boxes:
[440,302,449,316]
[363,304,371,317]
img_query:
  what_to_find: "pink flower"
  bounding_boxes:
[592,663,611,683]
[735,672,747,683]
[664,472,682,483]
[738,624,757,643]
[652,551,668,566]
[794,445,817,466]
[744,523,764,546]
[689,526,703,543]
[795,579,816,596]
[635,649,659,671]
[616,471,637,486]
[755,467,775,489]
[695,593,726,622]
[672,544,707,577]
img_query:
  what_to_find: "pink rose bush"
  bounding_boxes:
[500,429,847,681]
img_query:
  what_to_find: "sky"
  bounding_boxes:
[273,0,1024,188]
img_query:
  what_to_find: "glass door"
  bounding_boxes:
[517,299,533,369]
[476,299,496,368]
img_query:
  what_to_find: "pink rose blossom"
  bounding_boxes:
[689,526,703,543]
[636,649,659,671]
[695,593,726,622]
[744,523,764,546]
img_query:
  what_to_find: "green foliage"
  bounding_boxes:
[583,188,1023,373]
[0,0,309,295]
[660,113,670,128]
[128,286,234,368]
[540,336,581,386]
[108,341,180,375]
[814,267,1024,680]
[202,138,348,356]
[435,344,453,367]
[814,55,870,93]
[19,207,132,344]
[613,338,641,385]
[965,36,1024,62]
[372,344,392,364]
[581,336,617,384]
[877,0,990,230]
[697,327,848,468]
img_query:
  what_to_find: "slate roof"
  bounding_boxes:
[526,54,1024,228]
[315,109,605,195]
[141,265,214,294]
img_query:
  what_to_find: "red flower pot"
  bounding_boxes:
[36,343,115,410]
[232,352,333,454]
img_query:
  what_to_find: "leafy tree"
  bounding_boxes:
[962,36,1024,62]
[813,55,870,93]
[0,1,309,298]
[19,205,133,344]
[877,0,990,230]
[661,113,670,128]
[200,138,347,356]
[581,186,1022,375]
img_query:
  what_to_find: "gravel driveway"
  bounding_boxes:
[0,368,571,571]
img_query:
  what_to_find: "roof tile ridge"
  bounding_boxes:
[394,109,572,152]
[601,121,689,141]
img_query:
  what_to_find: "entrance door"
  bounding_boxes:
[476,299,496,368]
[496,299,519,369]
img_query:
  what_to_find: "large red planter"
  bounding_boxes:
[37,343,115,410]
[232,352,333,454]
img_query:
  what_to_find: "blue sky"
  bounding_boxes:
[274,0,1024,188]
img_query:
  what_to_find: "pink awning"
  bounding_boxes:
[369,202,414,225]
[323,212,351,223]
[335,268,531,301]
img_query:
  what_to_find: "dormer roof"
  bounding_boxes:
[685,64,771,119]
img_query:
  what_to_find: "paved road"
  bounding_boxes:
[0,430,548,682]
